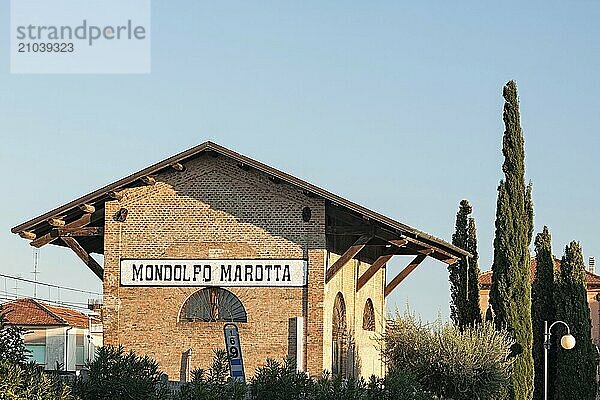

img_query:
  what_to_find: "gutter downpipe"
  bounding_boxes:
[64,326,73,372]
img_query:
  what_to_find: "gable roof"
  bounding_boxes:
[10,141,469,261]
[479,258,600,289]
[2,298,91,328]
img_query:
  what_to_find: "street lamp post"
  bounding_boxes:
[544,320,576,400]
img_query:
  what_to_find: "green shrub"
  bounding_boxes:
[381,368,433,400]
[383,313,514,400]
[0,360,74,400]
[175,349,246,400]
[0,304,29,366]
[250,357,432,400]
[72,345,170,400]
[250,358,314,400]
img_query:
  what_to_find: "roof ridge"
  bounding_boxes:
[30,298,68,325]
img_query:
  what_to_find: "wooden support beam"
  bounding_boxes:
[385,255,427,297]
[356,239,407,291]
[107,191,123,201]
[389,238,409,248]
[325,234,372,283]
[79,204,95,213]
[48,218,65,227]
[171,162,185,172]
[31,214,92,248]
[52,227,104,238]
[140,176,156,185]
[357,254,393,291]
[326,226,374,236]
[18,231,36,240]
[62,237,103,280]
[404,236,457,264]
[327,205,463,263]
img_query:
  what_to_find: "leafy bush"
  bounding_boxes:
[251,358,315,400]
[72,345,170,400]
[383,313,514,400]
[380,368,433,400]
[250,357,432,400]
[0,304,29,365]
[175,349,246,400]
[0,360,75,400]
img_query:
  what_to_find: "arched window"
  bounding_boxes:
[180,288,247,322]
[332,292,346,376]
[362,299,375,331]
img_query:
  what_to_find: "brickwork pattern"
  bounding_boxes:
[102,154,326,379]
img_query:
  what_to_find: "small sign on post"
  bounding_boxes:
[223,323,246,383]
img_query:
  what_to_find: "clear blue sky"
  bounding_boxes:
[1,1,598,321]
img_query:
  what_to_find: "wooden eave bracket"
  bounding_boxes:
[31,213,93,248]
[170,162,185,172]
[107,190,123,201]
[356,238,408,291]
[325,234,372,283]
[357,254,393,291]
[19,231,36,240]
[50,226,104,238]
[385,254,427,297]
[79,204,95,213]
[61,236,104,280]
[140,176,156,185]
[403,236,458,265]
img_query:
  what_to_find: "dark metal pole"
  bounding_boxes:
[544,320,549,400]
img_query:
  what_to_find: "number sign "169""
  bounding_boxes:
[223,323,246,383]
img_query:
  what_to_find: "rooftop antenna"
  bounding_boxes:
[32,249,40,297]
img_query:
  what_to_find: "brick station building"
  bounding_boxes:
[11,141,468,380]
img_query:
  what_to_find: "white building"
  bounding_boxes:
[2,298,102,372]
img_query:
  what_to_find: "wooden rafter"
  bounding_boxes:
[107,191,123,201]
[389,238,409,248]
[140,176,156,185]
[51,227,104,238]
[171,162,185,171]
[385,255,427,297]
[31,214,92,248]
[79,204,95,213]
[48,218,65,227]
[326,225,375,236]
[404,237,457,264]
[61,237,104,280]
[325,234,372,283]
[18,231,36,240]
[326,206,464,263]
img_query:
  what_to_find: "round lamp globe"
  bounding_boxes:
[561,334,576,350]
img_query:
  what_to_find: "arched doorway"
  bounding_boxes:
[332,292,346,376]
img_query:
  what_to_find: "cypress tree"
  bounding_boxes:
[489,80,535,400]
[448,199,482,328]
[553,241,598,400]
[531,227,555,400]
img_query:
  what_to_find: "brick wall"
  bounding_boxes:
[323,253,386,378]
[102,154,326,379]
